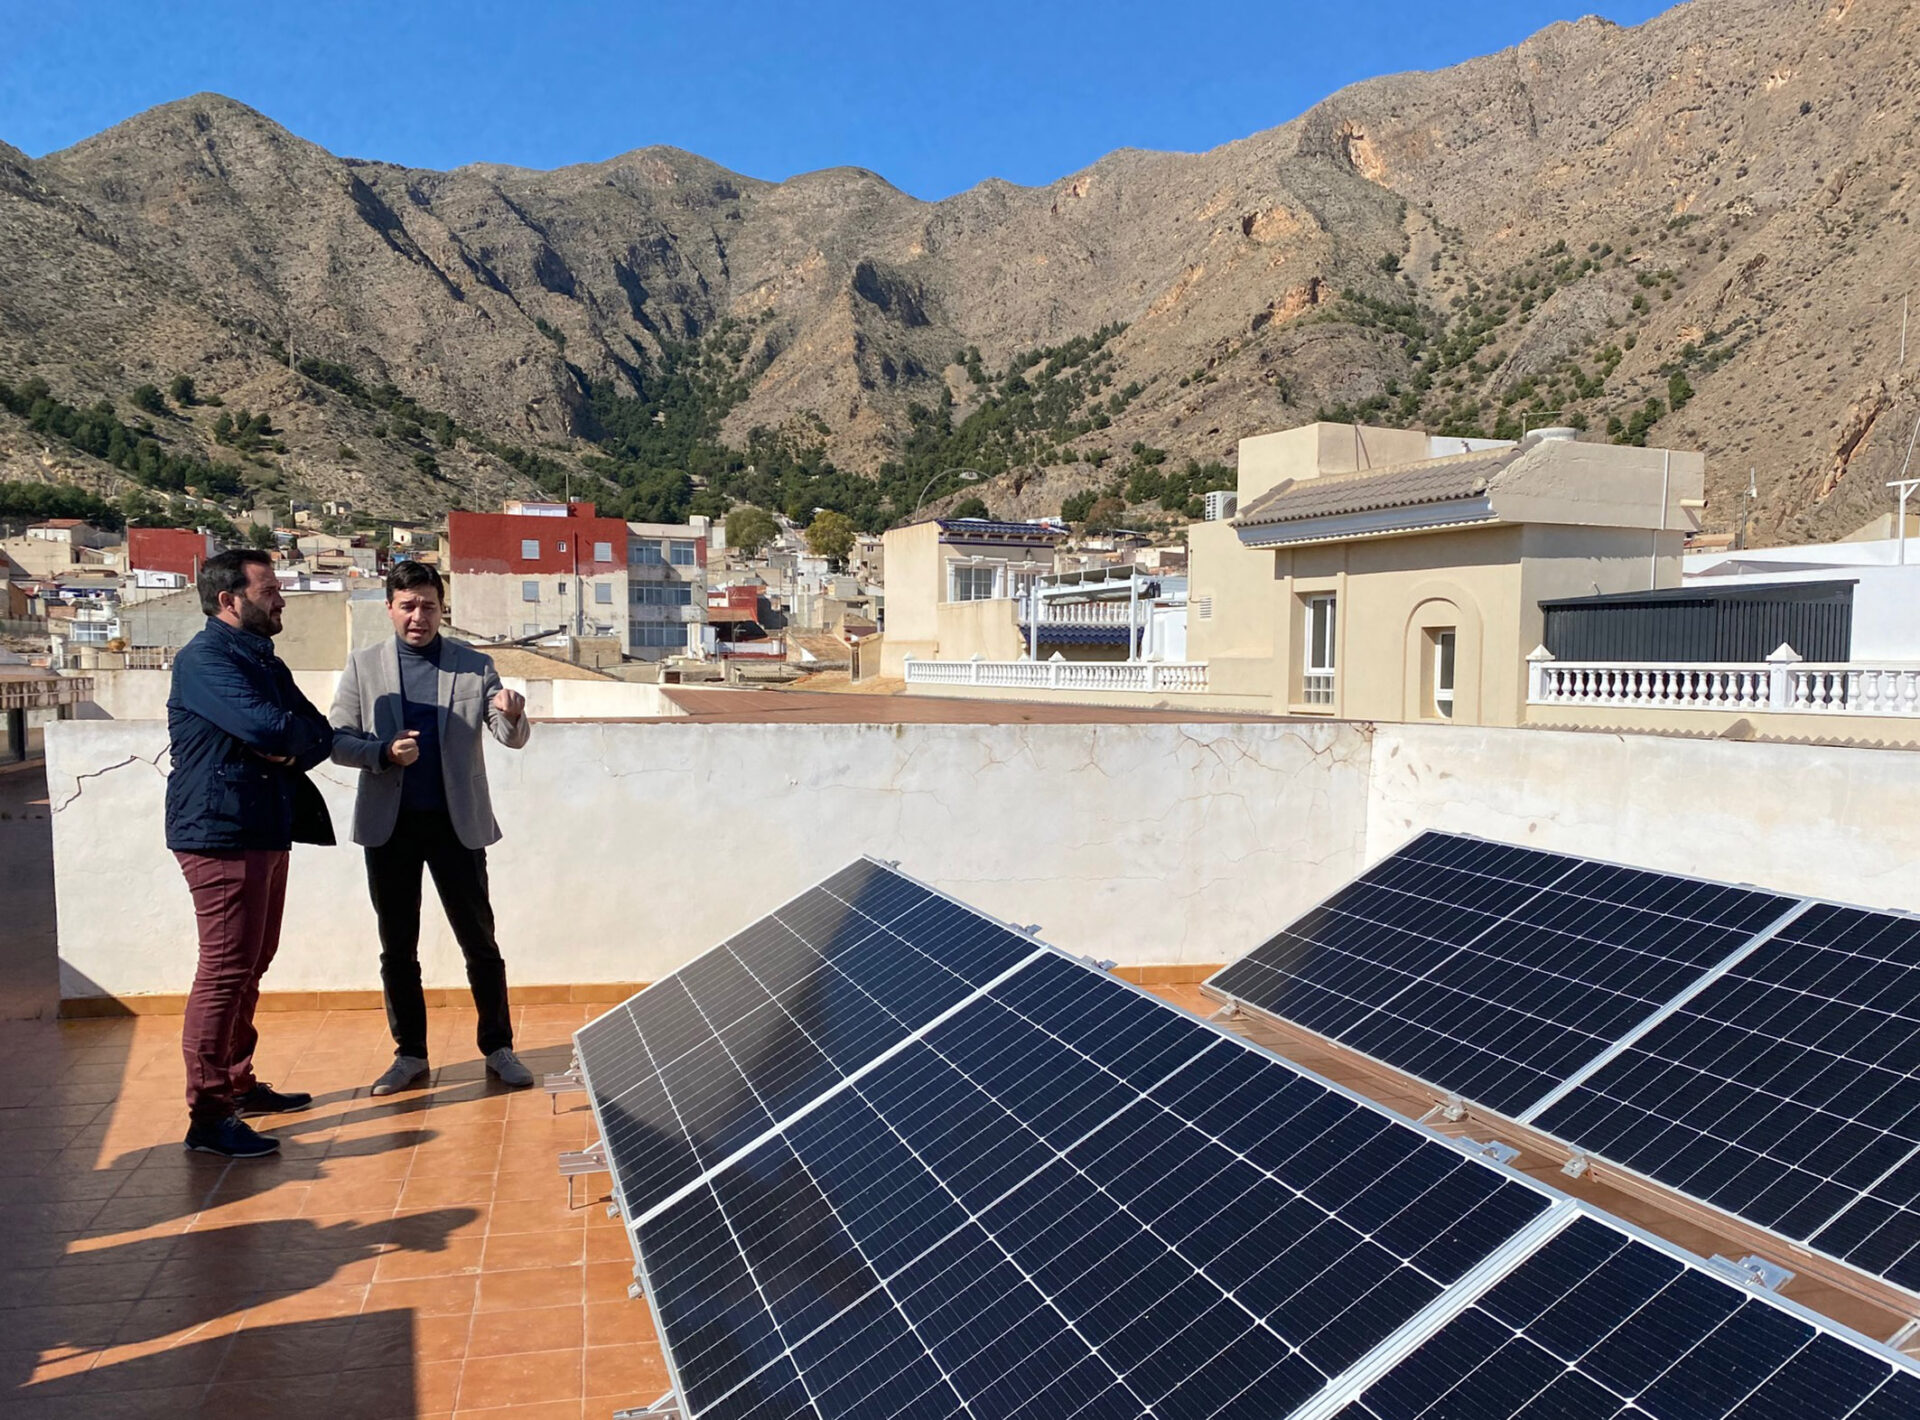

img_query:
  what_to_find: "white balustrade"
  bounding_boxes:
[1527,647,1920,718]
[904,657,1209,694]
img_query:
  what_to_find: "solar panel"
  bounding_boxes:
[630,950,1556,1418]
[1330,1215,1920,1420]
[580,861,1920,1420]
[1207,832,1797,1117]
[1535,902,1920,1293]
[577,859,1043,1219]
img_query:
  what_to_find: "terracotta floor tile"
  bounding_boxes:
[455,1347,584,1408]
[231,1282,370,1326]
[399,1175,496,1209]
[0,1300,137,1354]
[481,1230,586,1273]
[582,1301,654,1350]
[474,1264,583,1313]
[484,1195,586,1236]
[328,1364,435,1420]
[364,1273,479,1319]
[582,1342,672,1400]
[295,1176,407,1215]
[489,1169,576,1205]
[221,1314,360,1377]
[466,1304,583,1359]
[582,1259,639,1304]
[451,1403,584,1420]
[370,1235,485,1283]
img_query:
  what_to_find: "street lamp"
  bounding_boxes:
[913,468,984,517]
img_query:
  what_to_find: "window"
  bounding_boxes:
[594,541,613,563]
[669,540,697,566]
[1303,594,1336,706]
[633,583,693,606]
[520,539,540,560]
[522,623,541,637]
[630,541,664,566]
[630,623,687,648]
[1433,629,1457,719]
[521,580,539,602]
[950,564,998,602]
[594,583,613,605]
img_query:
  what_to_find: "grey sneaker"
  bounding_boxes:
[370,1055,431,1096]
[486,1048,534,1088]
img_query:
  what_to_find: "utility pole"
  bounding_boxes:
[1735,467,1757,552]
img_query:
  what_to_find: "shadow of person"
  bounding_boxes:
[9,1307,420,1416]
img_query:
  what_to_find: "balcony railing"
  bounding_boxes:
[1020,602,1133,627]
[905,657,1209,694]
[1528,647,1920,717]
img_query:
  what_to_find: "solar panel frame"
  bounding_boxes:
[1204,831,1801,1122]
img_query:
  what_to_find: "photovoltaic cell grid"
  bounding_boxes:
[1207,831,1795,1117]
[1333,1216,1920,1420]
[635,952,1555,1419]
[1538,903,1920,1292]
[576,858,1041,1219]
[578,861,1920,1420]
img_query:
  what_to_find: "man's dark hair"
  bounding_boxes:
[387,560,445,603]
[197,548,273,616]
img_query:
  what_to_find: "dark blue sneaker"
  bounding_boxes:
[236,1083,312,1115]
[184,1116,281,1158]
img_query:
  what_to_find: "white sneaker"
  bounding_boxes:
[486,1047,533,1088]
[370,1055,431,1096]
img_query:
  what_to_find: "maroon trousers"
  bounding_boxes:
[176,849,290,1122]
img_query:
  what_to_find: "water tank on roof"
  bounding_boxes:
[1521,426,1579,446]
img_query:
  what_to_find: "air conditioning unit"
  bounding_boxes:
[1203,490,1238,522]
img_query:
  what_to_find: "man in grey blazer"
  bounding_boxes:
[330,561,535,1094]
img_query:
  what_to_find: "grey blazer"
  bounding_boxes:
[328,637,531,849]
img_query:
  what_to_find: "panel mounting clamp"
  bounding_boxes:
[1459,1137,1521,1166]
[1560,1151,1591,1180]
[558,1138,608,1209]
[1708,1253,1795,1292]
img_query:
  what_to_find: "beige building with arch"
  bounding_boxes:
[895,420,1706,724]
[1188,422,1703,724]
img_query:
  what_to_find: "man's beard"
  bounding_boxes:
[237,599,280,638]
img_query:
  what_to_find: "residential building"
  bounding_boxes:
[879,518,1068,675]
[24,519,115,551]
[444,503,713,660]
[626,520,709,661]
[126,527,215,583]
[446,501,631,648]
[897,421,1705,722]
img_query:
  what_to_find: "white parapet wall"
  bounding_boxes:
[46,717,1374,1002]
[1367,723,1920,909]
[46,716,1920,1005]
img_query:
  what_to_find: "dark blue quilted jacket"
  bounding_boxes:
[164,618,335,852]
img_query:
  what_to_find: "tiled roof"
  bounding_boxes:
[1233,448,1520,529]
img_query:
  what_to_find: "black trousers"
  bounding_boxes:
[365,809,514,1060]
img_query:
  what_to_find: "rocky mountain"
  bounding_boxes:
[3,0,1918,541]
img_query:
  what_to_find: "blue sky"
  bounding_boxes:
[4,1,1675,200]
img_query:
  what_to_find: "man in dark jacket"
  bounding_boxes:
[167,549,334,1158]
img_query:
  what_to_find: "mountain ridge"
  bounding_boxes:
[3,0,1916,543]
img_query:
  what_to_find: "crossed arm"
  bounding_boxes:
[176,648,333,771]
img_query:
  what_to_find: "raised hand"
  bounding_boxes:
[386,730,421,767]
[491,687,525,720]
